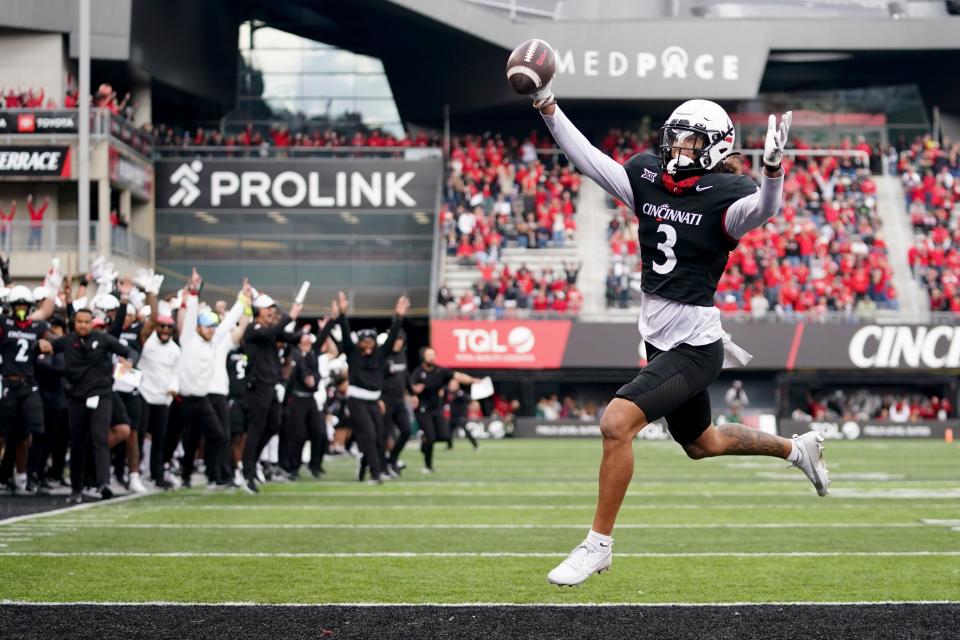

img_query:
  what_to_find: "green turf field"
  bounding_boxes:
[1,439,959,604]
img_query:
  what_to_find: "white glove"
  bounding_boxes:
[102,261,118,284]
[763,111,792,170]
[531,80,555,110]
[133,268,153,291]
[149,274,164,295]
[44,259,63,291]
[90,256,106,281]
[128,288,146,310]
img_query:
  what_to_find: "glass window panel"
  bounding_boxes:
[250,27,328,51]
[354,99,402,126]
[260,73,301,97]
[351,75,394,99]
[299,74,357,98]
[300,49,360,74]
[352,54,385,74]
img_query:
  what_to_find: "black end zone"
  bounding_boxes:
[1,604,957,639]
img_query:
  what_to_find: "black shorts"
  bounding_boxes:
[111,391,131,427]
[615,339,723,445]
[229,397,248,436]
[0,381,45,437]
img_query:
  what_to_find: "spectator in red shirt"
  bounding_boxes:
[27,194,47,250]
[0,199,14,249]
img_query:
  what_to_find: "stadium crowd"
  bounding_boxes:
[0,253,496,501]
[150,123,439,149]
[1,81,135,120]
[437,132,583,316]
[794,388,954,422]
[900,135,960,312]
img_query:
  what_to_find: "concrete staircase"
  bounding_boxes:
[573,180,618,315]
[874,175,929,320]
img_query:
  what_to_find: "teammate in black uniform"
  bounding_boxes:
[527,85,830,586]
[446,379,478,450]
[226,345,249,486]
[0,286,52,494]
[282,321,336,479]
[410,347,479,473]
[106,295,146,490]
[382,330,412,475]
[336,291,407,484]
[51,307,137,502]
[241,294,301,493]
[31,315,68,492]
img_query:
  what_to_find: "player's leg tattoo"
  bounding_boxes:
[686,423,790,459]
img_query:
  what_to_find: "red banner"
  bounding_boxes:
[431,320,572,369]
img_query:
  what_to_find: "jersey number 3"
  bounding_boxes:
[652,223,677,274]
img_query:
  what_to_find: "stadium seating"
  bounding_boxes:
[796,388,953,422]
[437,132,583,316]
[900,136,960,312]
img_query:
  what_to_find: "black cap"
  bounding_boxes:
[356,328,378,341]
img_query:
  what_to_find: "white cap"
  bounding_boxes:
[33,286,51,301]
[254,294,277,309]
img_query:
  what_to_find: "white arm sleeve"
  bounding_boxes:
[542,106,635,211]
[723,172,784,239]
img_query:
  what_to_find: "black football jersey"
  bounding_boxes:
[623,153,758,306]
[0,316,50,380]
[227,347,248,398]
[118,322,143,352]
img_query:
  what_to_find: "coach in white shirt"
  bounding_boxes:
[176,270,246,488]
[138,304,181,489]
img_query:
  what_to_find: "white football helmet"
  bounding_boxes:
[94,293,121,311]
[660,99,736,174]
[8,285,35,306]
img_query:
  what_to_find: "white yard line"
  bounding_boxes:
[0,599,956,607]
[1,551,957,559]
[6,522,930,530]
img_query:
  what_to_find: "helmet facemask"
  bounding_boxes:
[659,120,735,175]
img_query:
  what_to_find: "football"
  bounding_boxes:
[505,39,556,95]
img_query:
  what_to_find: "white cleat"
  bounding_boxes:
[128,473,149,494]
[791,431,830,496]
[547,540,613,587]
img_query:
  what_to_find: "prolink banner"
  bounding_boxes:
[156,158,442,210]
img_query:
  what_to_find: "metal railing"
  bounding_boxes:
[110,226,152,262]
[0,108,153,161]
[0,221,97,254]
[0,221,149,262]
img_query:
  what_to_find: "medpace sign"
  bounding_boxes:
[156,158,442,211]
[532,23,767,99]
